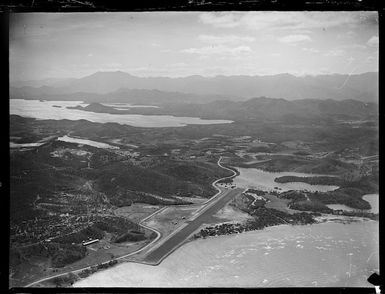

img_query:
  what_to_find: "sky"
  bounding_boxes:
[10,12,379,81]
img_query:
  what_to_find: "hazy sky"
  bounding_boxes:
[10,12,378,81]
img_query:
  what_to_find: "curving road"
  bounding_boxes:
[25,156,240,287]
[141,156,243,264]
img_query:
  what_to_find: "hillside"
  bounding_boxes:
[65,97,378,122]
[10,87,230,105]
[10,142,231,221]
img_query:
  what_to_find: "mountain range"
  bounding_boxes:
[11,71,378,103]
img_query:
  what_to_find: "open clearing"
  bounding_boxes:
[214,204,253,223]
[114,204,160,223]
[263,194,298,215]
[142,206,198,238]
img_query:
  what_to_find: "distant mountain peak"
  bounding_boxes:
[11,71,378,103]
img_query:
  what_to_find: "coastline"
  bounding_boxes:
[24,156,377,288]
[25,156,237,287]
[71,214,377,287]
[73,217,379,288]
[190,212,374,242]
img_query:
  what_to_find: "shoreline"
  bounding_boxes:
[24,157,376,288]
[70,214,377,287]
[190,212,375,243]
[69,174,376,287]
[23,156,237,287]
[73,217,379,288]
[28,205,376,287]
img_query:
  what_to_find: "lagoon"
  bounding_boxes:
[362,194,379,214]
[10,142,44,148]
[57,135,120,149]
[233,168,339,192]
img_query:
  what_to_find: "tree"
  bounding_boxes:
[52,276,63,287]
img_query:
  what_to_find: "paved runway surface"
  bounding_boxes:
[143,187,243,264]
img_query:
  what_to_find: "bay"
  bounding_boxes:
[10,99,232,128]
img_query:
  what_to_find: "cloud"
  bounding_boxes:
[367,36,379,47]
[181,45,252,56]
[199,13,240,28]
[100,62,123,69]
[337,30,356,40]
[198,34,255,44]
[198,11,376,31]
[366,56,375,63]
[346,56,355,64]
[278,34,311,43]
[271,53,281,57]
[341,44,366,50]
[302,47,320,53]
[168,62,188,67]
[323,49,345,57]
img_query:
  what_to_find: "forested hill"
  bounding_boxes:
[71,97,378,122]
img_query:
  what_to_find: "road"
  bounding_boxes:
[24,156,240,287]
[24,205,167,288]
[143,187,243,264]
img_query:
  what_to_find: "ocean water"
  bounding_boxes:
[73,220,378,288]
[233,168,339,192]
[10,99,232,128]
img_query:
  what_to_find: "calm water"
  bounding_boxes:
[74,220,379,287]
[101,103,160,109]
[10,99,232,128]
[10,142,44,148]
[362,194,379,214]
[233,168,339,192]
[57,135,119,149]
